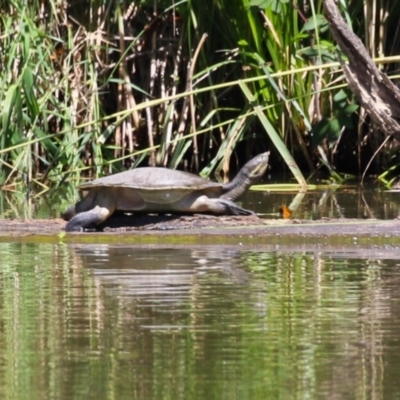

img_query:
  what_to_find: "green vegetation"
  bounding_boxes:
[0,0,399,190]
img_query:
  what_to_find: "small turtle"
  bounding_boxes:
[62,152,269,232]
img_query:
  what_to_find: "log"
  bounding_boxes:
[323,0,400,139]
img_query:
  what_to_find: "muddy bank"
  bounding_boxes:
[1,214,400,247]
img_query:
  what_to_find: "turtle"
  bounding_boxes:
[62,151,269,232]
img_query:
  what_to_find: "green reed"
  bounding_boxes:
[0,0,399,190]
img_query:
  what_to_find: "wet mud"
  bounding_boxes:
[1,213,400,248]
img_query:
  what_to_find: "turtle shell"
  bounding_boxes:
[79,167,223,204]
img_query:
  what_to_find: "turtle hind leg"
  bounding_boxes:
[62,205,76,221]
[62,193,98,221]
[65,206,113,232]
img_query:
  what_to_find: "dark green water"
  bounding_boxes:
[1,243,400,400]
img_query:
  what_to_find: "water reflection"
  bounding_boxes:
[74,245,251,308]
[1,243,400,399]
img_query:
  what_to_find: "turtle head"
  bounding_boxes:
[222,151,269,200]
[242,151,270,184]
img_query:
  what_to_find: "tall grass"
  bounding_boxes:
[0,0,399,189]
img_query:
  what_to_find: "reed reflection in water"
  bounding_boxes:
[1,243,400,399]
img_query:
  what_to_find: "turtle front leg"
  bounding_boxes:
[65,206,113,232]
[190,196,255,215]
[215,199,255,215]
